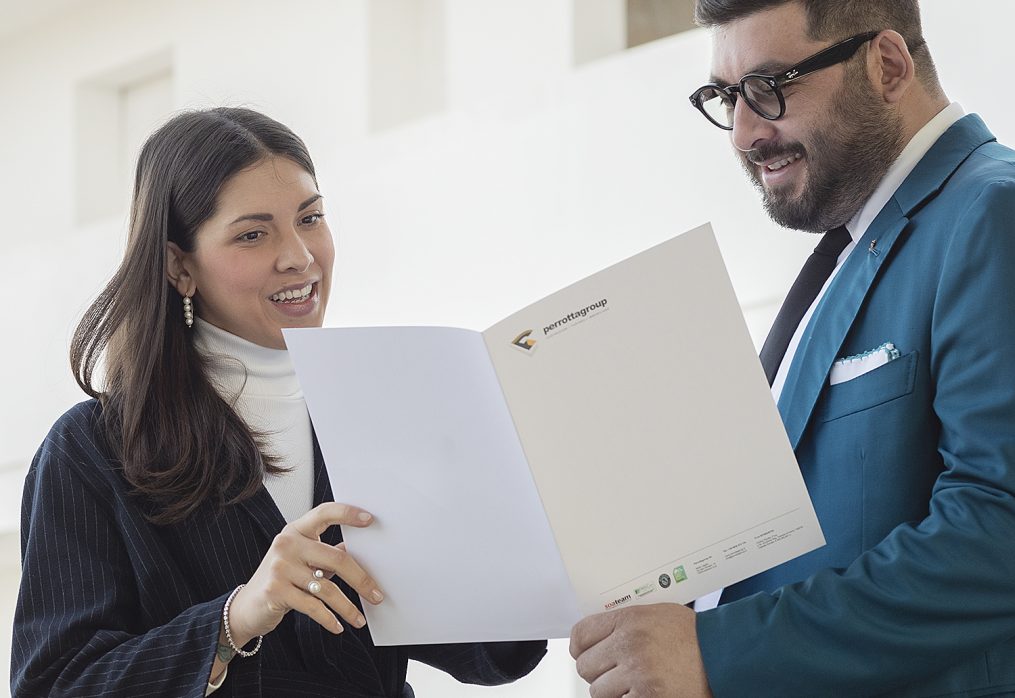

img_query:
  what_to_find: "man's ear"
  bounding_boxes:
[166,241,196,297]
[870,30,915,104]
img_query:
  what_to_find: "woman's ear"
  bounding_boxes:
[166,242,196,297]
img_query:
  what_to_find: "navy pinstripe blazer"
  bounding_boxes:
[11,400,546,697]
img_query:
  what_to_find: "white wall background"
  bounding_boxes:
[1,1,1013,696]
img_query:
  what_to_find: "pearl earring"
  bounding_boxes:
[183,295,194,328]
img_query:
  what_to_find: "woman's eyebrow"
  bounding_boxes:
[229,194,323,225]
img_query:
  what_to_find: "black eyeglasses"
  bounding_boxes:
[689,31,880,131]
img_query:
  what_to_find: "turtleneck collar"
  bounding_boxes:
[193,317,303,401]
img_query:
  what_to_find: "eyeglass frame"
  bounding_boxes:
[688,31,881,131]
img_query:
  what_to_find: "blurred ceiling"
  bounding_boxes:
[0,0,93,41]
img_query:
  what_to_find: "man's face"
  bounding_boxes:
[710,3,904,232]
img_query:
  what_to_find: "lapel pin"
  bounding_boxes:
[868,239,879,256]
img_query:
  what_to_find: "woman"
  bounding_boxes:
[11,107,545,697]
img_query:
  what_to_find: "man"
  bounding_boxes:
[570,1,1015,696]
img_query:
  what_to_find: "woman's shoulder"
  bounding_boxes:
[43,398,105,451]
[31,398,123,493]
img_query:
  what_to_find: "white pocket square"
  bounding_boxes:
[829,342,901,386]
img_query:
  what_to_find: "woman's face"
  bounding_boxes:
[170,156,334,349]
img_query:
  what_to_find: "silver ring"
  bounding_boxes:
[314,569,325,579]
[308,580,322,594]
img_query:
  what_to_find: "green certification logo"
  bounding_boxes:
[634,582,656,598]
[672,565,688,583]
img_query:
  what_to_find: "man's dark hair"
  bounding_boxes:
[695,0,941,92]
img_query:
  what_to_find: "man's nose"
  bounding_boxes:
[730,98,777,153]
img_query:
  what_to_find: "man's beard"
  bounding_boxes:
[739,72,906,233]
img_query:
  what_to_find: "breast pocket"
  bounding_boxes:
[817,350,919,422]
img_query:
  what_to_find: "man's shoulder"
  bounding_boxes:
[929,129,1015,208]
[946,140,1015,209]
[969,138,1015,173]
[950,113,1015,178]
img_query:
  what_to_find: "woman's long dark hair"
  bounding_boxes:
[71,107,318,524]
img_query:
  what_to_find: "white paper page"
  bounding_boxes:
[283,326,579,645]
[484,224,824,616]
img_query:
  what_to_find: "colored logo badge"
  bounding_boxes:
[634,582,656,598]
[672,565,688,583]
[511,330,536,351]
[658,573,671,588]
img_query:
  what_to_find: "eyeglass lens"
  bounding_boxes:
[741,78,781,118]
[698,77,783,129]
[697,87,735,128]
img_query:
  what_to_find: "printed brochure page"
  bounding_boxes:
[283,223,824,645]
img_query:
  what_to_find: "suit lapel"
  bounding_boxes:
[777,209,908,448]
[236,432,336,542]
[236,483,287,544]
[777,114,997,449]
[312,431,343,545]
[307,429,395,695]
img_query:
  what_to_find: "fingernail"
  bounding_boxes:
[371,589,384,602]
[356,614,366,628]
[358,512,372,522]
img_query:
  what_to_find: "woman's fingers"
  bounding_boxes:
[300,574,366,630]
[233,502,383,639]
[280,559,366,630]
[292,502,374,539]
[302,539,385,606]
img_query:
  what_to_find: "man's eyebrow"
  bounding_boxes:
[709,61,790,86]
[228,194,323,225]
[748,62,790,76]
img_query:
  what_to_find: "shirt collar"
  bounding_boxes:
[844,102,965,244]
[193,317,303,400]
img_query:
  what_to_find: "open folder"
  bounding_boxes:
[283,223,824,645]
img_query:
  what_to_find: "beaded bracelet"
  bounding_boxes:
[223,584,263,658]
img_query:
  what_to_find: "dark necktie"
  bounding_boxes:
[759,226,852,386]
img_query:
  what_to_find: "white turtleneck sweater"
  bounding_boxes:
[193,318,314,524]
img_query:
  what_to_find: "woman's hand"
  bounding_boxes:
[226,502,384,645]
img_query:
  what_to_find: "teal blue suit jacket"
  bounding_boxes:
[698,114,1015,697]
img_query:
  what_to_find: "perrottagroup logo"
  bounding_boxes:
[511,330,536,351]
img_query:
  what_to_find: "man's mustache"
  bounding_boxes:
[744,143,805,165]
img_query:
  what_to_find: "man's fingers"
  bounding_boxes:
[292,502,374,538]
[588,666,629,698]
[570,611,618,658]
[574,642,617,684]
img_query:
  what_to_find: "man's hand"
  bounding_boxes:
[570,603,713,698]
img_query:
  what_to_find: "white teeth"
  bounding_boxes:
[271,284,314,302]
[767,153,802,171]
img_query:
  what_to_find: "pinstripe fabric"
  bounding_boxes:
[12,401,546,697]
